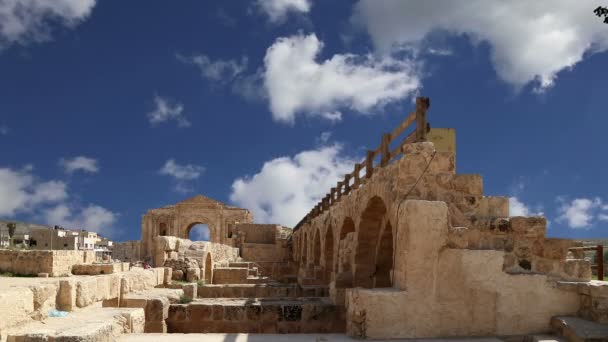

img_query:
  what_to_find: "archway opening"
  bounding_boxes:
[324,226,334,282]
[159,223,167,236]
[374,221,394,287]
[338,218,355,274]
[301,233,308,263]
[313,229,321,266]
[204,252,213,284]
[354,196,387,288]
[188,223,210,241]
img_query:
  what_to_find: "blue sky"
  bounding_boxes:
[1,0,607,241]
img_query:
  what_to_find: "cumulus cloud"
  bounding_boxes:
[159,159,205,194]
[60,156,99,174]
[230,144,355,226]
[0,167,67,216]
[176,53,248,83]
[353,0,608,91]
[557,197,605,229]
[263,33,420,124]
[0,0,96,49]
[44,203,117,235]
[255,0,311,23]
[509,197,543,217]
[147,95,190,128]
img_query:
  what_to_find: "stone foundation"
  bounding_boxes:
[0,250,95,277]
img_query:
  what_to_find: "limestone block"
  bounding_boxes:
[477,196,509,217]
[510,216,546,239]
[29,283,58,319]
[57,279,77,311]
[163,267,173,284]
[145,320,167,333]
[182,283,197,300]
[186,267,200,282]
[172,269,184,280]
[0,287,34,333]
[562,259,592,281]
[76,277,99,308]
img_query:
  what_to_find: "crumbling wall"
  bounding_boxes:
[0,250,94,277]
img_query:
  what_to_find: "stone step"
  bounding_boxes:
[118,288,184,333]
[525,334,567,342]
[166,297,344,333]
[6,306,145,342]
[197,284,328,298]
[119,333,506,342]
[551,316,608,341]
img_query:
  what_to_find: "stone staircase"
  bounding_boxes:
[166,297,344,333]
[549,316,608,342]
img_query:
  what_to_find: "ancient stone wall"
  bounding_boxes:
[290,141,591,338]
[232,224,277,244]
[112,240,141,262]
[0,250,95,277]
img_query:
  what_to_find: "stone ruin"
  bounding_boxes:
[1,97,608,341]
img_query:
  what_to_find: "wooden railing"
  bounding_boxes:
[293,97,431,232]
[569,245,604,280]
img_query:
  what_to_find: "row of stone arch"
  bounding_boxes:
[295,196,394,289]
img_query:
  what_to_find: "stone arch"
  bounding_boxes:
[313,229,321,266]
[338,217,356,273]
[301,232,308,264]
[186,221,213,242]
[374,220,394,288]
[324,225,334,280]
[204,252,213,284]
[353,196,387,288]
[159,222,167,236]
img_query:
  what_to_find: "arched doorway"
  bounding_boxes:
[204,252,213,284]
[159,223,167,236]
[338,217,355,273]
[354,196,387,288]
[188,223,211,241]
[324,226,334,282]
[301,233,308,264]
[313,229,321,266]
[374,221,393,287]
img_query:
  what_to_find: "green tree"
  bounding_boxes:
[7,222,16,248]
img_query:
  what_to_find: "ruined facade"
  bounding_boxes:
[140,195,253,261]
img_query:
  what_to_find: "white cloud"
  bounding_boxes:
[159,159,204,180]
[0,0,96,49]
[0,167,67,216]
[159,159,205,194]
[176,53,248,83]
[509,196,543,217]
[353,0,608,91]
[230,143,355,226]
[0,125,8,135]
[147,95,190,128]
[60,156,99,174]
[255,0,311,23]
[44,203,117,235]
[263,33,420,124]
[557,197,603,229]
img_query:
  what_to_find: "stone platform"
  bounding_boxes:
[166,297,344,333]
[6,306,145,342]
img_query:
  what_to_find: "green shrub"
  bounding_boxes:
[197,279,206,286]
[178,295,192,304]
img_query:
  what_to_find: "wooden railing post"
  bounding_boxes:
[366,151,374,179]
[344,174,351,194]
[599,245,604,281]
[381,133,390,167]
[337,182,343,201]
[322,195,329,210]
[330,188,336,205]
[415,97,430,142]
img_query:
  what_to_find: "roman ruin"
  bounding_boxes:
[1,97,608,341]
